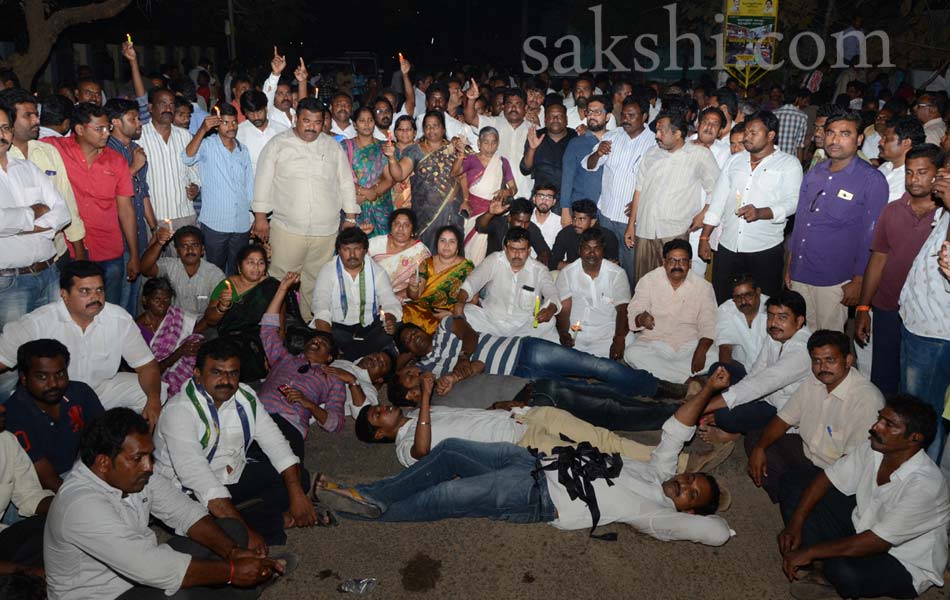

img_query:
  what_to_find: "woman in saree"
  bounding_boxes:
[402,225,474,334]
[386,110,464,252]
[204,244,280,382]
[368,208,431,302]
[452,126,517,265]
[343,106,395,236]
[387,115,418,210]
[135,276,204,397]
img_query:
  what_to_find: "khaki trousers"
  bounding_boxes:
[789,280,848,332]
[633,233,689,287]
[268,225,337,322]
[516,406,688,472]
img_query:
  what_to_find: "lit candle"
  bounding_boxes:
[569,321,583,340]
[224,279,232,295]
[164,218,172,233]
[532,295,540,329]
[398,52,404,62]
[379,308,386,323]
[213,106,220,117]
[126,33,132,43]
[414,262,420,285]
[386,129,393,144]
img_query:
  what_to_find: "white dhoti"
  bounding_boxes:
[623,339,718,383]
[92,373,168,412]
[572,322,634,359]
[464,304,559,342]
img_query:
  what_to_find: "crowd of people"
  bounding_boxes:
[0,36,949,600]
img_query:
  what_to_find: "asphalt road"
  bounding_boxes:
[262,418,947,600]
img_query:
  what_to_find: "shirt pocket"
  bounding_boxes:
[517,286,538,312]
[21,186,42,205]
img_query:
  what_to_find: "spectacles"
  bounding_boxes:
[534,193,555,200]
[666,258,690,266]
[732,291,757,302]
[587,109,606,115]
[88,124,114,133]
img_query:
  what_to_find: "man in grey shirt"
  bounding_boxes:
[140,225,225,316]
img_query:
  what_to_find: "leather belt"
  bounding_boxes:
[0,257,55,277]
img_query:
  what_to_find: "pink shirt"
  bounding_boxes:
[627,268,718,351]
[870,193,938,311]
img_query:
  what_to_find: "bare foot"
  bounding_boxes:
[283,512,296,528]
[698,424,740,444]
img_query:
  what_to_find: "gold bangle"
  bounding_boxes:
[417,421,430,426]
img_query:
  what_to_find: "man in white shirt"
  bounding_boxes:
[154,339,318,551]
[626,111,720,283]
[464,82,534,199]
[328,93,356,140]
[236,90,287,175]
[139,88,199,229]
[45,407,283,600]
[699,290,812,445]
[311,227,401,361]
[0,261,163,426]
[261,50,301,130]
[715,273,769,371]
[251,98,360,322]
[0,104,71,331]
[414,85,473,148]
[876,115,925,202]
[625,239,718,383]
[317,366,732,546]
[778,395,950,599]
[901,163,950,461]
[455,227,560,342]
[699,111,803,303]
[356,370,664,468]
[139,225,225,316]
[555,228,631,359]
[747,330,884,502]
[0,401,52,575]
[528,183,562,250]
[583,96,654,287]
[915,93,947,145]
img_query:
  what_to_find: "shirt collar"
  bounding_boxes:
[827,368,861,402]
[73,461,126,498]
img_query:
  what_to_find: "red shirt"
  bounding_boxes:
[869,193,939,311]
[44,136,133,261]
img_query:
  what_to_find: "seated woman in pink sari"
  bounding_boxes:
[452,126,517,265]
[135,277,204,396]
[368,208,431,302]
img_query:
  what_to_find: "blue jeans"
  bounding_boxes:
[513,337,658,398]
[598,212,635,289]
[120,250,142,316]
[95,257,124,306]
[529,379,676,431]
[714,401,777,435]
[355,439,557,524]
[900,324,950,462]
[0,264,59,328]
[0,265,59,402]
[201,224,250,276]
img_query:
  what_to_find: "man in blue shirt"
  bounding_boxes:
[106,98,154,316]
[786,108,888,332]
[5,338,104,492]
[559,95,611,218]
[182,103,254,275]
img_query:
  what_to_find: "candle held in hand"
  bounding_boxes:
[213,106,220,117]
[532,295,540,329]
[126,33,132,43]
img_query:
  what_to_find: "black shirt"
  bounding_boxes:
[5,382,104,475]
[548,226,620,270]
[478,216,551,260]
[519,128,577,212]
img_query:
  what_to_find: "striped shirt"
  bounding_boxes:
[417,317,523,377]
[257,314,346,437]
[139,122,198,221]
[181,135,254,233]
[900,211,950,341]
[582,126,654,222]
[774,104,809,156]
